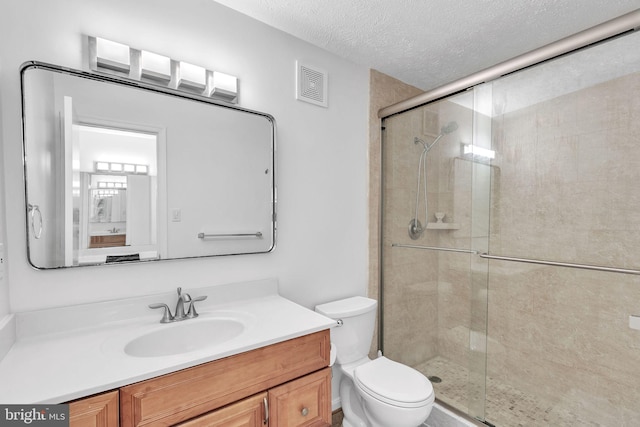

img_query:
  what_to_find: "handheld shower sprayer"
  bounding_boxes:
[409,121,458,240]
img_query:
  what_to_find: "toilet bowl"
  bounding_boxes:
[316,297,434,427]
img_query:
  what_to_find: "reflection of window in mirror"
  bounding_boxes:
[74,125,158,256]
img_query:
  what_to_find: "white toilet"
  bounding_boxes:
[316,296,434,427]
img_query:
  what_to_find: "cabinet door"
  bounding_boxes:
[176,392,266,427]
[69,390,119,427]
[268,368,331,427]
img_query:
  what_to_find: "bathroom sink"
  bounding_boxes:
[124,317,245,357]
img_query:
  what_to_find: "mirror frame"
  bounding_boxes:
[20,61,277,269]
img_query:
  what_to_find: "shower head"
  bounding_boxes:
[441,121,458,134]
[416,121,459,153]
[413,121,459,153]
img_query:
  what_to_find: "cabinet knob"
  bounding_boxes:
[301,407,309,417]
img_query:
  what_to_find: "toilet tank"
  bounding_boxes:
[315,296,377,364]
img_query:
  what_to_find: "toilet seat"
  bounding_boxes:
[354,357,434,408]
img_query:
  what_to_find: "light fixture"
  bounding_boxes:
[88,36,239,103]
[178,61,207,91]
[463,144,496,159]
[94,161,149,175]
[97,181,127,189]
[140,50,171,82]
[210,71,238,103]
[96,162,110,171]
[90,37,131,73]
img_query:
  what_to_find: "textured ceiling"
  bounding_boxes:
[212,0,639,91]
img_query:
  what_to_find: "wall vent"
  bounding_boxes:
[296,61,328,107]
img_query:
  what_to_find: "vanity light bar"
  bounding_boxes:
[97,181,127,189]
[88,36,239,103]
[94,161,149,175]
[94,189,120,197]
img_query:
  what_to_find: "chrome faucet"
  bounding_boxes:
[149,287,207,323]
[174,287,191,320]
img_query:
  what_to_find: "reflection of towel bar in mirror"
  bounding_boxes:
[198,232,263,239]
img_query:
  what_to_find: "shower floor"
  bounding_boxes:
[415,357,600,427]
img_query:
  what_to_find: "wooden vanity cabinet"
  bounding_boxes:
[176,368,331,427]
[119,330,330,427]
[68,390,119,427]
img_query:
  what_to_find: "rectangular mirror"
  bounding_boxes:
[21,62,276,269]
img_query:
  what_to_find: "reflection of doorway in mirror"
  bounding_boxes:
[74,124,159,261]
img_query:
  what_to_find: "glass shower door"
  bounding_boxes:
[380,87,491,422]
[480,29,640,427]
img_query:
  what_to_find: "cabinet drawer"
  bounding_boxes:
[176,392,266,427]
[69,390,119,427]
[268,367,331,427]
[120,330,329,427]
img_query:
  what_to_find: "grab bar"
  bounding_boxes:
[478,253,640,276]
[198,231,263,239]
[392,243,640,275]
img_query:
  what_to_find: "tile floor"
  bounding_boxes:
[415,357,601,427]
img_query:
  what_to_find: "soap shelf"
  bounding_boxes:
[426,223,460,230]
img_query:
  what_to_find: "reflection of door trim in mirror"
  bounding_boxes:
[21,61,276,269]
[73,121,165,266]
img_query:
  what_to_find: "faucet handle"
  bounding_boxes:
[149,303,174,323]
[186,295,207,319]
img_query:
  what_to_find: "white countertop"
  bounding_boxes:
[0,279,335,404]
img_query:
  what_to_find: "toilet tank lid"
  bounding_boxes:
[315,296,377,318]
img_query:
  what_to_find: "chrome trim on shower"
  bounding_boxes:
[478,253,640,275]
[392,243,478,254]
[392,243,640,275]
[379,9,640,118]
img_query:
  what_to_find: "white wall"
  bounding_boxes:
[0,0,370,312]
